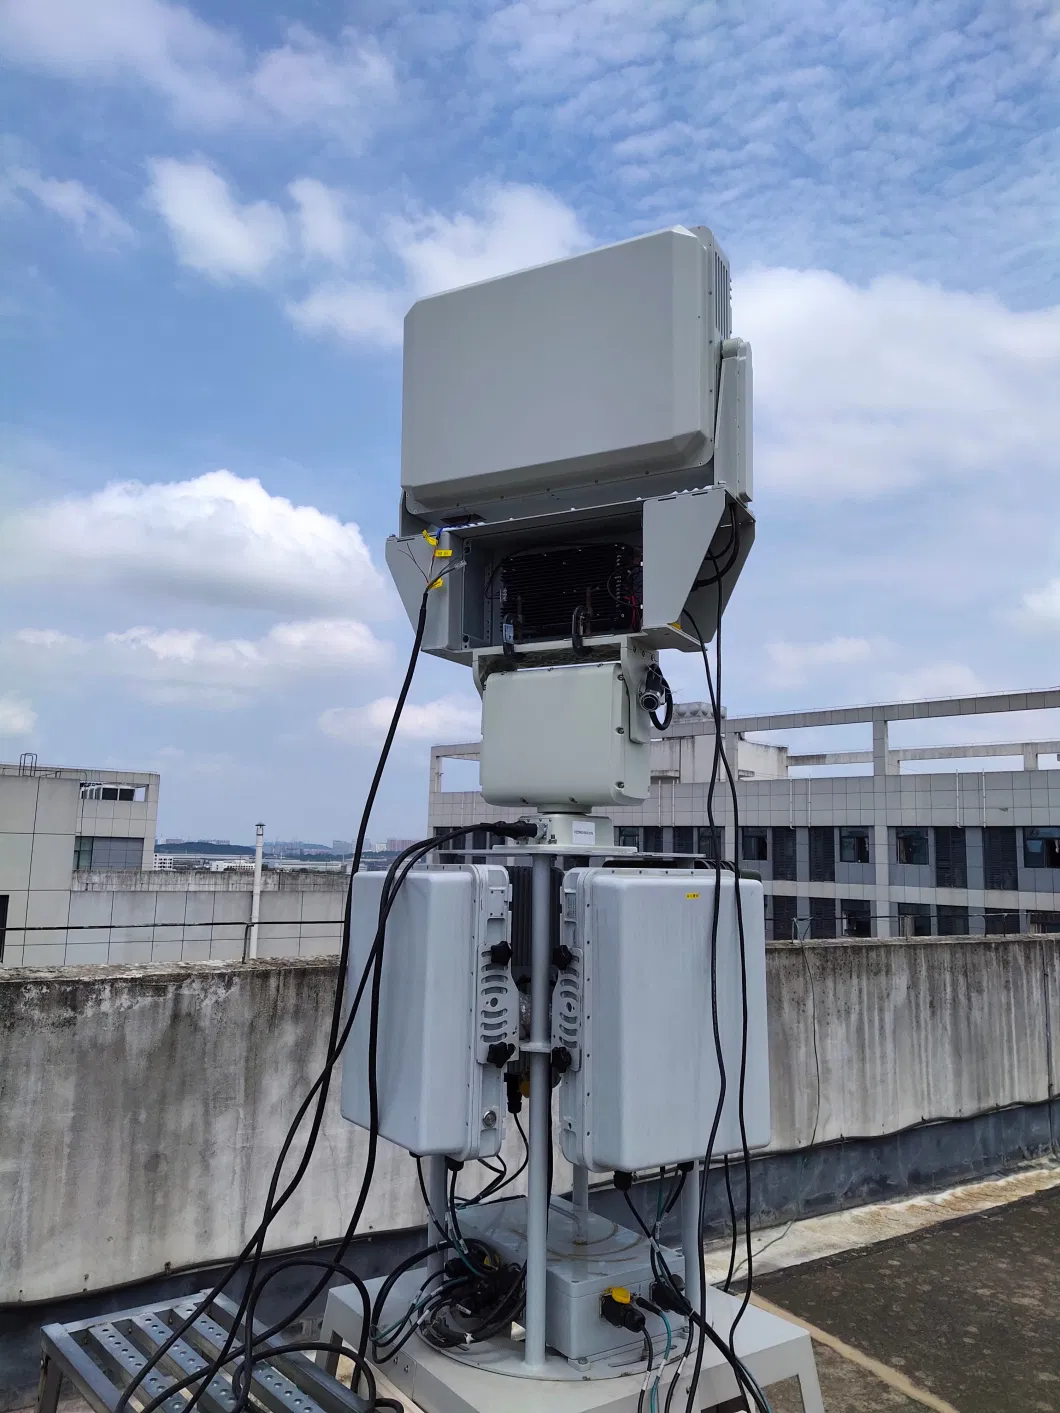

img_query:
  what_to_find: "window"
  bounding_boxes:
[1029,911,1060,934]
[937,904,969,936]
[840,899,871,938]
[672,826,694,855]
[79,782,146,802]
[895,829,929,867]
[0,894,7,962]
[771,894,798,943]
[809,896,835,939]
[897,902,931,937]
[934,828,967,889]
[809,827,835,883]
[839,829,870,865]
[74,836,145,871]
[696,826,719,862]
[1023,828,1060,870]
[642,826,664,853]
[471,829,490,851]
[741,828,767,862]
[985,908,1020,935]
[616,827,640,849]
[772,827,797,882]
[984,828,1018,891]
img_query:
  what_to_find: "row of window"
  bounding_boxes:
[73,836,145,871]
[79,783,147,802]
[435,824,1059,894]
[770,895,1060,941]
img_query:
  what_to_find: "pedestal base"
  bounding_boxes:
[320,1276,825,1413]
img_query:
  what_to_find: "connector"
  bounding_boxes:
[650,1276,688,1315]
[600,1287,646,1333]
[489,820,540,841]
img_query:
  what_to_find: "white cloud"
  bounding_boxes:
[249,26,396,139]
[739,269,1060,497]
[764,636,878,688]
[0,0,396,138]
[285,282,407,348]
[12,617,389,708]
[319,694,482,746]
[0,469,387,617]
[288,182,591,347]
[392,183,591,298]
[7,167,134,246]
[881,662,985,700]
[0,692,35,734]
[288,178,357,265]
[1021,580,1060,628]
[147,159,288,280]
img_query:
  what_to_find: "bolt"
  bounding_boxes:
[482,1108,498,1128]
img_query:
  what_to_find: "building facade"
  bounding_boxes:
[0,759,158,964]
[427,687,1060,940]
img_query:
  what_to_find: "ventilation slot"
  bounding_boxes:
[477,958,516,1056]
[552,952,582,1068]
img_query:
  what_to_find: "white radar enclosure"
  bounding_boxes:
[340,865,517,1161]
[401,226,740,523]
[553,867,771,1172]
[386,224,755,673]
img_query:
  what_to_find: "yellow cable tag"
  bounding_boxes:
[686,892,700,899]
[428,577,444,589]
[422,531,438,546]
[434,547,453,557]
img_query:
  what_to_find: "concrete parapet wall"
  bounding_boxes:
[0,939,1057,1305]
[5,875,347,967]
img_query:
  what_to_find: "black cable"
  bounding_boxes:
[234,821,536,1387]
[119,586,436,1413]
[636,1327,654,1413]
[680,597,729,1413]
[150,817,531,1413]
[679,559,771,1412]
[722,1155,739,1292]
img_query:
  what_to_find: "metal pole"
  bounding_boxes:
[249,822,264,959]
[426,1155,449,1280]
[681,1159,702,1315]
[524,851,552,1369]
[572,1164,590,1245]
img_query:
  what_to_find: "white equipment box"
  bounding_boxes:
[340,865,517,1161]
[458,1196,683,1361]
[554,867,770,1172]
[479,662,650,809]
[401,226,732,520]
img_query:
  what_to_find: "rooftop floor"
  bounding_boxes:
[756,1179,1060,1412]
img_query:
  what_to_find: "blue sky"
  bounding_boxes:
[1,0,1058,842]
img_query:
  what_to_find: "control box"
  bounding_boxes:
[457,1197,684,1362]
[341,865,517,1161]
[553,867,770,1172]
[479,662,651,809]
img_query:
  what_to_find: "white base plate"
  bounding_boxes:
[321,1277,825,1413]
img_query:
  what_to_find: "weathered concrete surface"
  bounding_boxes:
[754,1185,1060,1413]
[766,936,1058,1150]
[0,960,405,1303]
[0,939,1056,1307]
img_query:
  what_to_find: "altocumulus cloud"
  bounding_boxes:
[739,270,1060,497]
[319,695,482,745]
[0,470,388,616]
[11,618,390,709]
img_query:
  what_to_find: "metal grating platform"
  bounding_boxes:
[37,1290,372,1413]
